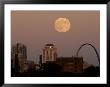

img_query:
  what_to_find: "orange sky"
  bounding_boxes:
[11,11,100,66]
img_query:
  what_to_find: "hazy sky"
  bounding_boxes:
[11,11,100,66]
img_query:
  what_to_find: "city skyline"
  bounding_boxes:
[11,11,100,66]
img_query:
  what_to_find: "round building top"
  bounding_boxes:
[45,44,54,46]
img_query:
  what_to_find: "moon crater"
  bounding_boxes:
[55,18,70,32]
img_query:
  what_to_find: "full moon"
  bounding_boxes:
[55,17,70,32]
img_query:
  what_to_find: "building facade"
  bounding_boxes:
[41,44,83,73]
[56,57,83,73]
[42,44,57,63]
[11,43,27,72]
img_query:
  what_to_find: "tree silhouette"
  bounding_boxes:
[83,66,100,77]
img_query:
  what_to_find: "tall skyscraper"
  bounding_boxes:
[42,44,57,63]
[11,43,27,72]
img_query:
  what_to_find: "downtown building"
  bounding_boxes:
[42,44,57,63]
[40,43,83,73]
[11,43,27,73]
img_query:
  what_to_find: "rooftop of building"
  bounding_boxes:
[12,42,26,48]
[56,57,83,63]
[45,43,54,46]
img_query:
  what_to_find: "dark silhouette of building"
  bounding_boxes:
[11,43,100,77]
[11,43,27,73]
[56,57,83,73]
[39,54,42,65]
[41,43,83,73]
